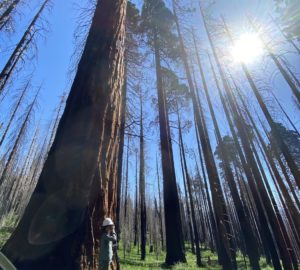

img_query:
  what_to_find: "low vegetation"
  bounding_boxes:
[119,244,275,270]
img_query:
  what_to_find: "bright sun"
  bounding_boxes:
[231,33,264,64]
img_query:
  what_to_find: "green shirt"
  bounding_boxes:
[99,231,117,262]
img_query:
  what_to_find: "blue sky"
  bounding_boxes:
[1,0,300,201]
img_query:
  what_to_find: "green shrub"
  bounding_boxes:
[0,213,18,249]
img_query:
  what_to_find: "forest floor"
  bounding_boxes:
[119,244,274,270]
[0,216,275,270]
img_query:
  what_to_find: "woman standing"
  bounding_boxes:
[99,218,117,270]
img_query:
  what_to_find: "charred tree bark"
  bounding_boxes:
[156,157,164,250]
[178,129,195,255]
[115,62,127,239]
[123,136,129,220]
[206,50,281,270]
[174,4,236,268]
[153,28,186,265]
[134,151,138,247]
[224,19,300,187]
[2,0,127,269]
[192,29,260,270]
[177,110,202,266]
[139,95,147,261]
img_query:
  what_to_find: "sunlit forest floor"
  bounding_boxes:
[119,244,274,270]
[0,216,276,270]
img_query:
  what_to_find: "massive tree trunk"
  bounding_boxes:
[1,0,127,269]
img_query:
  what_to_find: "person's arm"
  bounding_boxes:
[104,230,117,243]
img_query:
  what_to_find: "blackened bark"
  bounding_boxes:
[139,97,147,261]
[115,64,127,239]
[206,51,282,270]
[2,0,127,269]
[192,30,260,270]
[153,29,186,265]
[177,111,202,266]
[174,4,236,268]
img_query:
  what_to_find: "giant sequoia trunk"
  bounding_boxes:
[2,1,127,269]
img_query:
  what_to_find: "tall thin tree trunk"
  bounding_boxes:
[0,80,29,147]
[153,28,186,265]
[0,0,49,93]
[248,17,300,104]
[206,50,281,269]
[177,109,202,266]
[134,151,138,247]
[0,0,21,31]
[156,156,164,250]
[116,62,127,239]
[270,91,300,137]
[270,14,300,54]
[139,93,147,261]
[173,4,236,268]
[123,136,129,219]
[192,29,260,270]
[0,89,39,187]
[178,128,195,255]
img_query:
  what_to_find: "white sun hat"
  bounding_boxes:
[102,218,114,227]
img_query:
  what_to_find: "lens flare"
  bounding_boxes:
[231,33,264,64]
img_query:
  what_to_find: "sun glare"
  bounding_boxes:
[231,33,264,64]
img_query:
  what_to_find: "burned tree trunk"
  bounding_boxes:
[192,30,260,270]
[177,109,202,266]
[139,94,147,261]
[153,29,186,265]
[0,0,49,94]
[0,0,21,31]
[173,4,236,268]
[2,0,127,269]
